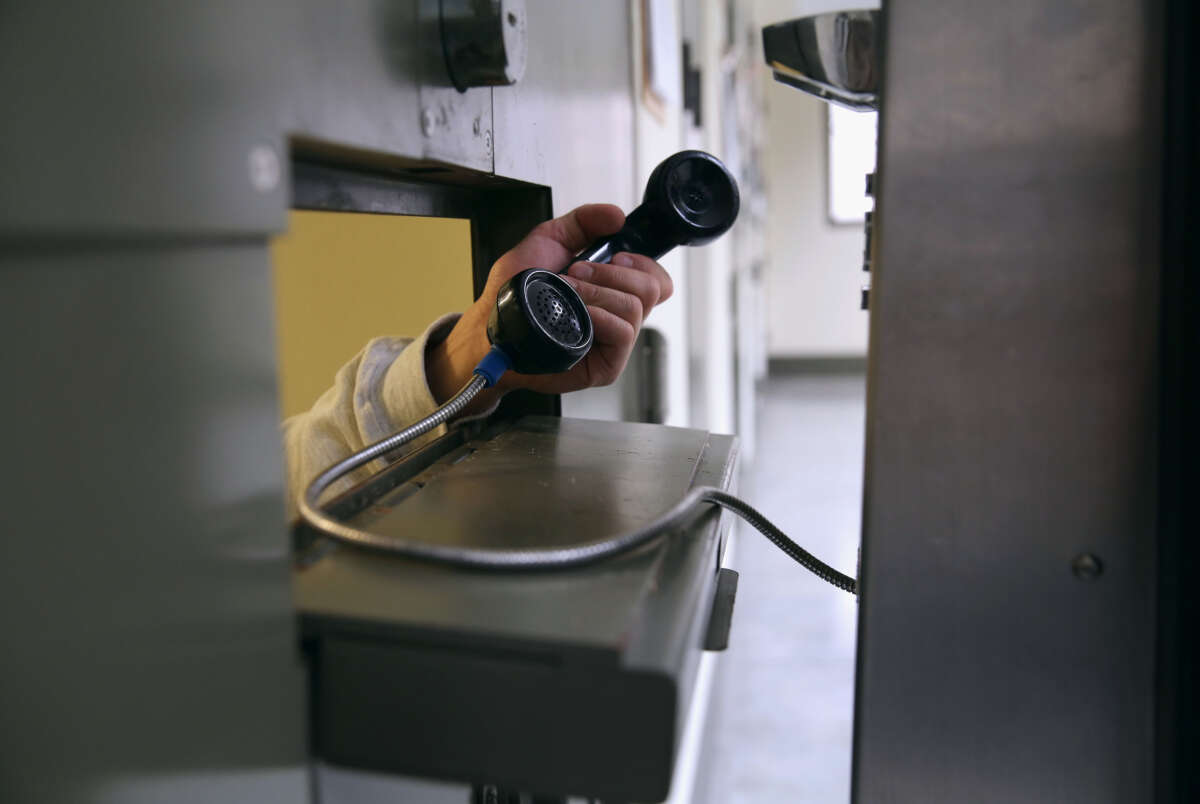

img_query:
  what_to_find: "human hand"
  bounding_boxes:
[426,203,674,404]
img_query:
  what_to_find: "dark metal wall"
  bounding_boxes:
[1156,0,1199,799]
[854,1,1163,801]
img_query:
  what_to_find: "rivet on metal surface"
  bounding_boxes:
[420,107,437,137]
[247,145,280,193]
[1071,553,1104,580]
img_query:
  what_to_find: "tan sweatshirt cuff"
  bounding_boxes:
[380,311,504,437]
[381,312,462,428]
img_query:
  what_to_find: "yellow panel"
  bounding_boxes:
[270,211,474,418]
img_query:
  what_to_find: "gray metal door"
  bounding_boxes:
[854,1,1163,801]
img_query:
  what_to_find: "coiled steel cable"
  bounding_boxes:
[699,489,857,594]
[299,375,857,594]
[299,375,489,551]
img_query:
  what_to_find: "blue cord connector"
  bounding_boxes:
[473,345,512,388]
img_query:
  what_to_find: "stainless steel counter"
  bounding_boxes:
[295,415,738,801]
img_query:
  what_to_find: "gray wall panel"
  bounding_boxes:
[0,1,294,237]
[0,2,640,799]
[284,0,493,172]
[0,0,630,237]
[492,0,636,213]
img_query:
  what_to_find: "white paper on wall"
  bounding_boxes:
[827,104,877,224]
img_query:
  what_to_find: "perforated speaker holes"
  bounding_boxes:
[528,279,584,346]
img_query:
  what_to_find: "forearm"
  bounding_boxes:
[282,314,501,517]
[424,302,508,411]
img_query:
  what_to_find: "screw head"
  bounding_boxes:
[247,145,279,193]
[1071,552,1104,580]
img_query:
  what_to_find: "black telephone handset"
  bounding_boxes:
[486,150,740,375]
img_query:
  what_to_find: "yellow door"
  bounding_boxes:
[271,211,474,418]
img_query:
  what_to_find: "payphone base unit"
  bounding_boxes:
[294,416,738,801]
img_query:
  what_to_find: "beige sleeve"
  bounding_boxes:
[282,312,483,519]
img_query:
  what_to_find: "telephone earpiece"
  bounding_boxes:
[567,149,741,266]
[487,150,740,374]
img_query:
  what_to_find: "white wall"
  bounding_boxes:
[561,0,691,426]
[564,0,765,434]
[689,0,738,437]
[631,0,691,430]
[755,0,875,358]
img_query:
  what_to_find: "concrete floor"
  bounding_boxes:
[704,372,866,804]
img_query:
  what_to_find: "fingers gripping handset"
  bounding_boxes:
[479,150,740,383]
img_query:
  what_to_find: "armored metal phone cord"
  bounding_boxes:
[298,350,858,595]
